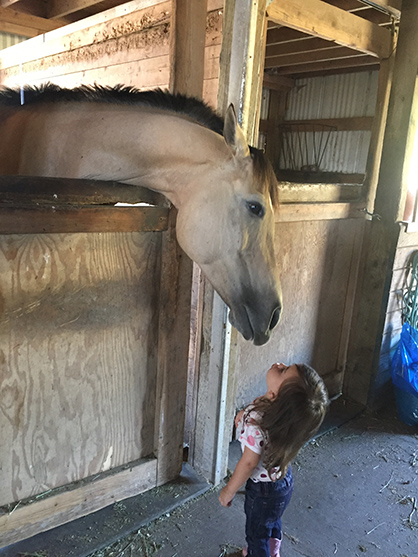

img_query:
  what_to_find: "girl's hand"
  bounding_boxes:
[219,486,234,507]
[234,409,245,428]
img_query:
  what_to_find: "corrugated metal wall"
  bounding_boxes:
[0,32,27,50]
[279,71,379,173]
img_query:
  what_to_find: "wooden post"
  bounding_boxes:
[190,0,268,484]
[344,0,418,406]
[154,0,207,485]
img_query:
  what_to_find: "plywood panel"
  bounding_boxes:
[0,231,161,506]
[234,218,363,407]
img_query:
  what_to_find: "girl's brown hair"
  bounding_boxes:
[248,363,329,478]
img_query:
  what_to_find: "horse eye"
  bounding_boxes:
[246,201,265,218]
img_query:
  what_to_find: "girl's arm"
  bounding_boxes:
[219,447,260,507]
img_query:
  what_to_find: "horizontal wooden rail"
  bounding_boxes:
[0,175,167,207]
[275,201,367,222]
[0,457,157,547]
[0,206,169,234]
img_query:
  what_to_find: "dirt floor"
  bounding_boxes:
[2,401,417,557]
[87,403,417,557]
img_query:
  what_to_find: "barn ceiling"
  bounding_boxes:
[0,0,402,78]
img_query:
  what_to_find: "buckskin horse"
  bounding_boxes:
[0,84,281,345]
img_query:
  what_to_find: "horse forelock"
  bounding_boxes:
[250,146,279,209]
[0,83,225,135]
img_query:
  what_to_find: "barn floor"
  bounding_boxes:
[2,398,417,557]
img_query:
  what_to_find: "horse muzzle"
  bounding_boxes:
[229,302,282,346]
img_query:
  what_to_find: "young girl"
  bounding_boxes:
[219,362,329,557]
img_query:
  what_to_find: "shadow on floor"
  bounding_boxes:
[2,398,417,557]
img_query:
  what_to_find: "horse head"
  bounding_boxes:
[175,105,282,346]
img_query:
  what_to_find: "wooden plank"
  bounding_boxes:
[264,116,374,132]
[267,0,392,58]
[277,182,362,203]
[0,458,157,547]
[262,73,295,91]
[0,175,166,207]
[265,45,364,69]
[275,201,366,222]
[364,44,396,212]
[0,206,168,234]
[0,7,65,36]
[273,54,378,75]
[266,37,333,57]
[47,0,104,19]
[169,0,208,97]
[374,0,418,223]
[152,0,206,486]
[153,210,193,485]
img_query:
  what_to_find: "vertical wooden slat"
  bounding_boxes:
[154,0,207,485]
[345,0,418,406]
[191,0,269,484]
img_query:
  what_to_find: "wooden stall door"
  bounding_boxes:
[0,206,192,546]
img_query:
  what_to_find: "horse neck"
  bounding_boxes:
[20,104,231,209]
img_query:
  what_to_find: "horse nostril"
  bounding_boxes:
[269,306,281,331]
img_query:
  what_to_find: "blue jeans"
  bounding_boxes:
[244,467,293,557]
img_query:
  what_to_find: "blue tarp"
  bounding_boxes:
[391,322,418,397]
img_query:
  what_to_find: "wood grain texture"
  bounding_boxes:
[234,218,364,407]
[0,231,161,506]
[0,457,157,546]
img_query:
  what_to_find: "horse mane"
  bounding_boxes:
[0,83,279,207]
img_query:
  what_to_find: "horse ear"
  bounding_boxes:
[223,104,251,158]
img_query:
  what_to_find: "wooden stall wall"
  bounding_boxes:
[0,230,161,507]
[0,0,223,546]
[234,213,365,409]
[0,0,223,108]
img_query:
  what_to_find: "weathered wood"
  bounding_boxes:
[262,73,294,91]
[153,210,193,485]
[275,201,365,222]
[261,116,373,132]
[0,6,65,36]
[47,0,104,19]
[274,54,378,75]
[365,50,396,211]
[275,171,365,185]
[169,0,208,97]
[277,182,362,203]
[265,45,365,69]
[267,0,392,58]
[0,206,168,234]
[0,175,166,207]
[0,458,157,547]
[374,0,418,223]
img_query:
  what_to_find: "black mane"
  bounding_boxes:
[0,83,225,136]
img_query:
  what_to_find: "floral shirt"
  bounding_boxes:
[236,407,281,482]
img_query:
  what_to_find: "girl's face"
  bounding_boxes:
[266,363,300,399]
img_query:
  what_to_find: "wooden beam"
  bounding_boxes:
[169,0,208,97]
[263,73,295,91]
[0,7,65,36]
[261,116,374,132]
[373,0,418,223]
[267,0,392,58]
[0,175,166,207]
[364,48,396,211]
[275,201,366,222]
[0,206,169,234]
[0,458,157,547]
[47,0,104,19]
[266,37,334,57]
[265,45,365,68]
[344,0,418,407]
[272,54,377,75]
